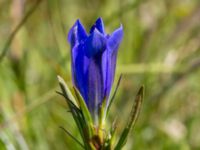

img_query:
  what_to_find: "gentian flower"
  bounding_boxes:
[68,18,123,121]
[58,17,143,149]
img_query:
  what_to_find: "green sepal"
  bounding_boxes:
[57,75,79,108]
[73,87,94,137]
[103,119,118,150]
[57,76,92,149]
[99,97,107,128]
[98,97,107,144]
[114,86,144,150]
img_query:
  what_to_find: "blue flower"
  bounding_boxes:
[68,18,123,119]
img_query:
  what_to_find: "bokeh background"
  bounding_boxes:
[1,0,200,149]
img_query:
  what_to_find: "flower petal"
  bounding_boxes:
[101,48,117,100]
[84,29,106,58]
[101,49,111,98]
[68,20,88,48]
[90,17,105,34]
[87,55,104,118]
[71,44,89,104]
[108,25,123,53]
[101,25,123,99]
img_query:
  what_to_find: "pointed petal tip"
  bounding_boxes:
[116,24,123,34]
[90,17,105,34]
[119,24,123,30]
[110,24,124,41]
[76,19,83,27]
[107,24,124,51]
[76,19,81,23]
[72,19,82,27]
[96,17,103,23]
[68,19,88,47]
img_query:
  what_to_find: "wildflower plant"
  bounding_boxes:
[57,18,144,150]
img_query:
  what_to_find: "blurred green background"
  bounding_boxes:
[1,0,200,149]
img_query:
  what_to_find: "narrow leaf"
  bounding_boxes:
[57,76,86,145]
[114,86,144,150]
[60,126,84,149]
[106,74,123,117]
